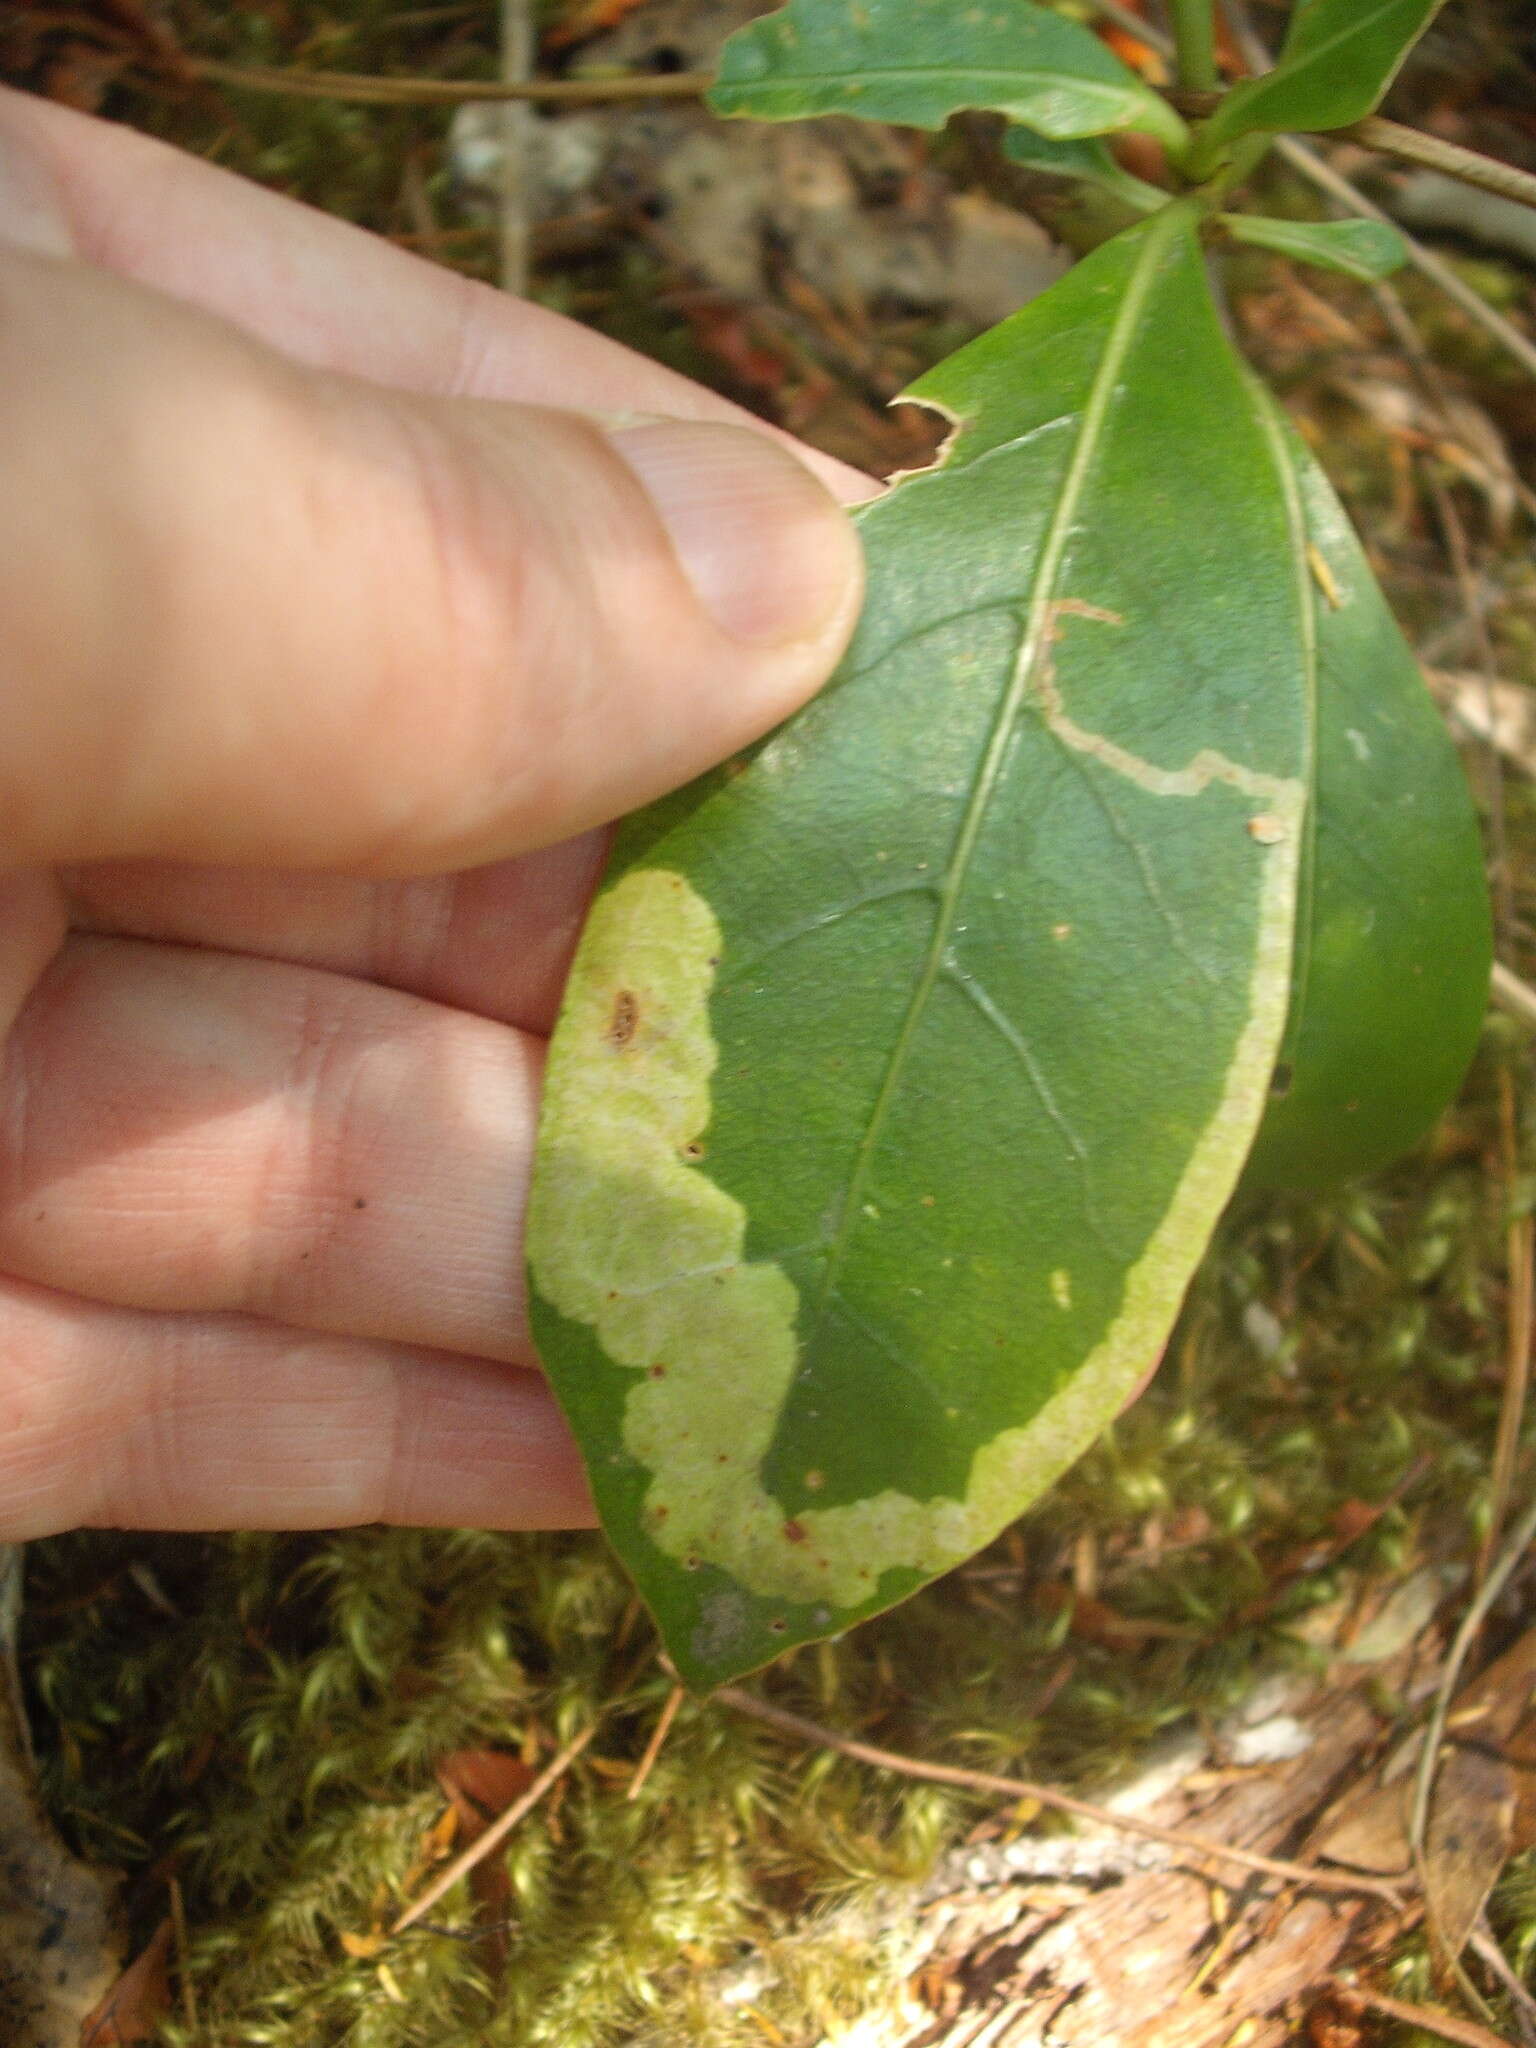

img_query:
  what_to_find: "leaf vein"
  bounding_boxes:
[807,205,1197,1331]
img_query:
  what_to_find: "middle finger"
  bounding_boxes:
[0,931,545,1366]
[62,830,609,1036]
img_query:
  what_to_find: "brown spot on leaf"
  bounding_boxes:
[607,988,641,1048]
[782,1520,808,1544]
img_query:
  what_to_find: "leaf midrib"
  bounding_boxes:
[716,63,1138,101]
[807,204,1193,1329]
[1284,0,1430,67]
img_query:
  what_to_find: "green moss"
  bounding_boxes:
[21,1042,1532,2041]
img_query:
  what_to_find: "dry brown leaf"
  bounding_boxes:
[338,1931,389,1961]
[430,1749,533,1979]
[435,1749,537,1831]
[1425,1744,1517,1962]
[77,1923,171,2048]
[1312,1777,1413,1876]
[1318,1626,1536,1961]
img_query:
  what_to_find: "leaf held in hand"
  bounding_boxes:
[1200,0,1445,152]
[1222,213,1409,282]
[1243,411,1491,1191]
[707,0,1188,152]
[528,206,1315,1690]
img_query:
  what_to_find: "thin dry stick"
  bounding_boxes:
[1493,962,1536,1030]
[1349,117,1536,216]
[168,1876,197,2035]
[627,1683,685,1801]
[498,0,534,295]
[184,56,712,107]
[1480,1064,1533,1587]
[392,1723,596,1933]
[1408,1482,1536,1891]
[1486,1213,1535,1577]
[1330,1982,1518,2048]
[1470,1916,1536,2048]
[713,1686,1403,1904]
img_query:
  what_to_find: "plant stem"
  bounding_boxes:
[1168,0,1218,93]
[1349,116,1536,215]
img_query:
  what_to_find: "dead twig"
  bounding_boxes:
[179,56,711,107]
[1470,1915,1536,2048]
[391,1723,596,1934]
[713,1686,1404,1905]
[627,1684,685,1802]
[1481,1068,1533,1588]
[1493,963,1536,1031]
[497,0,533,295]
[1329,1981,1519,2048]
[168,1876,196,2035]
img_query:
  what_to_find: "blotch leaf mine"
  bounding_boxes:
[528,207,1321,1689]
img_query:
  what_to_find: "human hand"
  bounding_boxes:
[0,86,866,1540]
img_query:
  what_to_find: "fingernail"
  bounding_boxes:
[609,421,862,647]
[0,119,72,257]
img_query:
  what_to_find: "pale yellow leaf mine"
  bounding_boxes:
[527,638,1303,1624]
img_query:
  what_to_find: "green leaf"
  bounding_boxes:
[1200,0,1445,152]
[1243,411,1491,1190]
[707,0,1188,154]
[1221,213,1409,281]
[1005,127,1167,213]
[527,204,1314,1691]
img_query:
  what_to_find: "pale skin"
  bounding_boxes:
[0,88,1152,1548]
[0,85,869,1539]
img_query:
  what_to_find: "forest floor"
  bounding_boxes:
[4,3,1536,2044]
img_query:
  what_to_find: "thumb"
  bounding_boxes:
[0,242,864,872]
